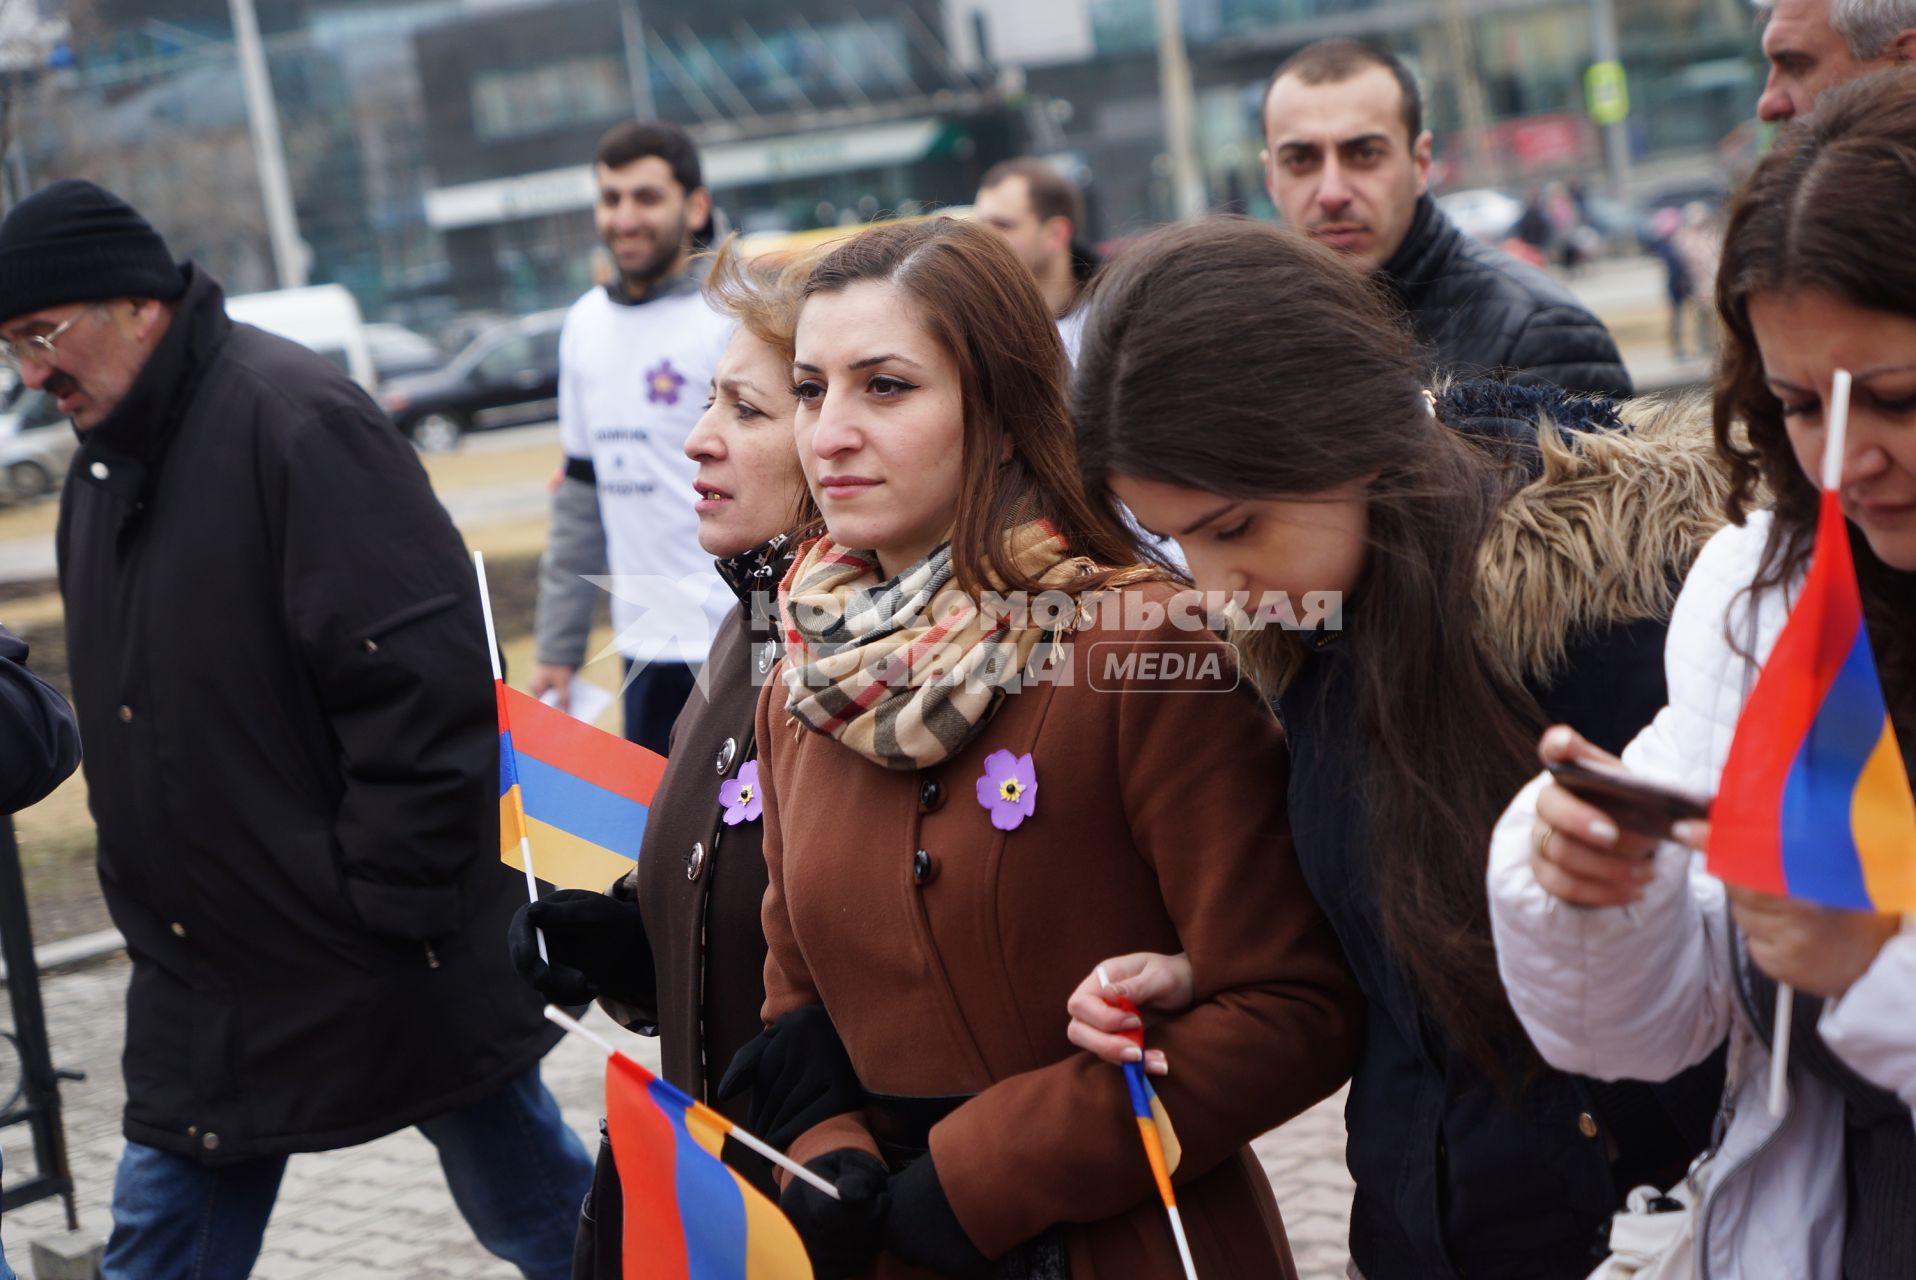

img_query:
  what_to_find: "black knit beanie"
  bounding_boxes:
[0,179,187,324]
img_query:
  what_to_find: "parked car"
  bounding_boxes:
[364,322,445,383]
[0,389,76,501]
[380,309,566,451]
[1435,187,1524,244]
[226,284,378,392]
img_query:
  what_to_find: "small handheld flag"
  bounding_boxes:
[545,1007,822,1279]
[1098,966,1198,1280]
[1706,370,1916,1112]
[477,553,667,895]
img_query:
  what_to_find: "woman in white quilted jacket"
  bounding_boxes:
[1486,71,1916,1280]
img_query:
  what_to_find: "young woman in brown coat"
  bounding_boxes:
[728,217,1363,1279]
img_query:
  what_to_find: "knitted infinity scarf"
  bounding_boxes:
[777,520,1092,770]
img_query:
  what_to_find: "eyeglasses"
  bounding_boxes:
[0,308,92,374]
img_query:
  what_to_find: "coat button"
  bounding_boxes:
[1578,1112,1599,1139]
[715,738,737,775]
[201,1132,220,1152]
[118,704,134,723]
[918,775,942,812]
[170,922,186,939]
[911,849,937,885]
[756,644,775,675]
[686,841,706,882]
[90,461,109,480]
[363,639,379,654]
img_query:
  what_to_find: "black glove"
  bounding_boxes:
[717,1005,865,1151]
[884,1155,991,1277]
[507,888,655,1007]
[780,1148,889,1280]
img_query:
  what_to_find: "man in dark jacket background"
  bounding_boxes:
[0,624,80,814]
[0,179,590,1279]
[1259,39,1633,398]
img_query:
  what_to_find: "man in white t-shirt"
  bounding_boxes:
[533,121,734,753]
[974,158,1097,364]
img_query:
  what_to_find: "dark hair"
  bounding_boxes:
[1714,68,1916,719]
[1075,216,1542,1073]
[798,217,1138,596]
[979,158,1087,237]
[594,120,703,194]
[1262,39,1423,145]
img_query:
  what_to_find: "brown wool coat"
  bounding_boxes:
[610,606,778,1114]
[756,581,1363,1279]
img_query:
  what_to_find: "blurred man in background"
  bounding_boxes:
[1756,0,1916,122]
[1260,39,1631,397]
[533,121,734,753]
[975,158,1100,363]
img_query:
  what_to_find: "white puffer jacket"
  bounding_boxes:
[1486,510,1916,1280]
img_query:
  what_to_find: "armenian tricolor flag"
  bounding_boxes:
[1100,972,1198,1280]
[1707,369,1916,913]
[496,680,666,892]
[605,1050,813,1280]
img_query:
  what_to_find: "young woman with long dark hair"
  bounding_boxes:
[730,216,1363,1279]
[1489,70,1916,1280]
[1062,216,1729,1278]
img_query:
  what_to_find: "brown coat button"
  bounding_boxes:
[911,849,937,885]
[1578,1112,1599,1139]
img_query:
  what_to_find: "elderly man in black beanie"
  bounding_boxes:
[0,179,592,1279]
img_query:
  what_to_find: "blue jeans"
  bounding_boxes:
[620,659,698,756]
[101,1067,591,1280]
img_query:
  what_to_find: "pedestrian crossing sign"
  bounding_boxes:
[1586,61,1630,126]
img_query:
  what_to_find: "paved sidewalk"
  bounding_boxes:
[0,956,1353,1278]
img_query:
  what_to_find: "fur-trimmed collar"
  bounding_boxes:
[1473,392,1732,688]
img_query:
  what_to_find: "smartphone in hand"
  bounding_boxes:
[1546,759,1712,839]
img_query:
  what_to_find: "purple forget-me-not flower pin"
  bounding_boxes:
[975,749,1037,831]
[719,758,762,826]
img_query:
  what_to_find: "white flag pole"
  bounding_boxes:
[542,1006,842,1200]
[475,550,546,962]
[1767,369,1855,1116]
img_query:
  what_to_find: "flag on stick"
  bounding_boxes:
[475,551,666,894]
[1706,369,1916,1113]
[1097,967,1197,1280]
[495,680,665,891]
[544,1007,824,1280]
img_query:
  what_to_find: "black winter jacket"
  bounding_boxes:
[1275,387,1721,1278]
[57,267,560,1163]
[1382,197,1633,398]
[0,625,80,812]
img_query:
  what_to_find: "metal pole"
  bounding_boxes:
[620,0,657,121]
[1152,0,1205,220]
[1589,0,1632,198]
[0,817,78,1231]
[1440,0,1499,188]
[227,0,306,288]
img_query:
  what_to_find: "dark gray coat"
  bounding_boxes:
[56,266,559,1163]
[1382,196,1634,399]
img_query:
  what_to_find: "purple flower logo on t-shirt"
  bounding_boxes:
[645,360,686,406]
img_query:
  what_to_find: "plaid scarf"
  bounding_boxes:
[777,521,1093,770]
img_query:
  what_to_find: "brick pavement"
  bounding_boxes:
[1,957,1352,1278]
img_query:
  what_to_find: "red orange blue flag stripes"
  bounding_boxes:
[605,1052,813,1280]
[1707,371,1916,913]
[1099,968,1199,1280]
[496,680,666,892]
